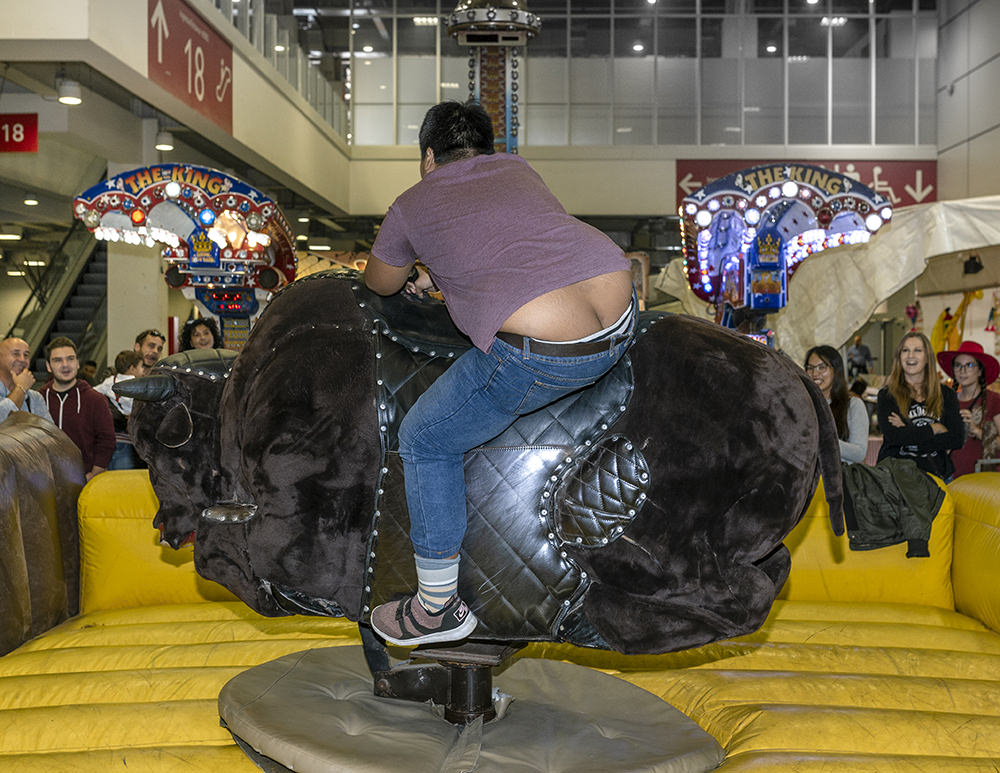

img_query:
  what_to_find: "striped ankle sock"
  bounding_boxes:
[414,554,460,613]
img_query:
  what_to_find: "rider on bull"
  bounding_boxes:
[365,100,636,646]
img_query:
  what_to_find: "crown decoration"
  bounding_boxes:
[757,233,780,263]
[190,230,215,256]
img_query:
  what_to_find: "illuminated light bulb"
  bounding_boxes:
[685,203,697,216]
[165,181,182,199]
[880,207,892,220]
[781,181,798,198]
[695,210,712,227]
[745,209,760,225]
[865,213,882,232]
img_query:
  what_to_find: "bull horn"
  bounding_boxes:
[112,374,176,402]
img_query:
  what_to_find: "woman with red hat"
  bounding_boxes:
[937,340,1000,477]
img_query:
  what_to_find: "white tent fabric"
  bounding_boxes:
[653,195,1000,365]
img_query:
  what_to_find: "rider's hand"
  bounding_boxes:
[405,266,436,298]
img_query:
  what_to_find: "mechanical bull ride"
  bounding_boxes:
[117,269,843,723]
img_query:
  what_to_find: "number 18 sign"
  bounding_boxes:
[0,114,38,153]
[148,0,233,134]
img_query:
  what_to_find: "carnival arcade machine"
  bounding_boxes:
[680,163,893,345]
[73,164,297,351]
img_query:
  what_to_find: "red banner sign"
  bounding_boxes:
[148,0,233,133]
[677,159,937,209]
[0,113,38,153]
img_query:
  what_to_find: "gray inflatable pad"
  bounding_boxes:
[219,645,725,772]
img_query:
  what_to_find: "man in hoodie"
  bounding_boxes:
[40,337,115,480]
[0,336,53,424]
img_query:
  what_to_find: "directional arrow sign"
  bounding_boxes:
[148,0,232,133]
[904,170,934,203]
[151,0,169,64]
[678,173,702,196]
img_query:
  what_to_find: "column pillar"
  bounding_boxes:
[106,121,169,365]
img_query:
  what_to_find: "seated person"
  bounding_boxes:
[937,341,1000,477]
[876,332,963,480]
[95,350,145,470]
[180,317,222,351]
[804,345,868,463]
[0,336,53,424]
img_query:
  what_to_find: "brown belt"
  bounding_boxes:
[495,330,630,357]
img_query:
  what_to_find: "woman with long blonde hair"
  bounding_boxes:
[876,331,963,479]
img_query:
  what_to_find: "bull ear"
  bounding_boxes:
[155,403,193,448]
[113,375,176,402]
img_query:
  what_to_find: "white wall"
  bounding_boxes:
[936,0,1000,199]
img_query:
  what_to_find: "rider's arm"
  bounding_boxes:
[364,254,413,296]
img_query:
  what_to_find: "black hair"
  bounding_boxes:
[135,328,165,345]
[179,316,222,351]
[954,358,988,422]
[804,344,851,440]
[418,100,495,165]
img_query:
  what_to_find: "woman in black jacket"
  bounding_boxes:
[876,331,963,480]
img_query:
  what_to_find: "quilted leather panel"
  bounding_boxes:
[550,435,649,548]
[358,296,644,642]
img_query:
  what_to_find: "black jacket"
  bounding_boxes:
[842,457,946,557]
[876,385,963,480]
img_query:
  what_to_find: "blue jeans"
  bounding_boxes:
[398,309,636,559]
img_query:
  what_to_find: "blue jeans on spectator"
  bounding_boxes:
[398,310,636,559]
[108,440,137,470]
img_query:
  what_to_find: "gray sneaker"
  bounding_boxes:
[370,594,478,646]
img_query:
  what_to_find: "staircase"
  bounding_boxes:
[32,247,108,377]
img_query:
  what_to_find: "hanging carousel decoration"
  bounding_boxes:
[73,164,296,350]
[679,163,893,335]
[447,1,541,154]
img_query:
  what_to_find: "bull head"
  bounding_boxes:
[115,350,236,549]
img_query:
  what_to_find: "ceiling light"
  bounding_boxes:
[309,244,332,251]
[24,260,46,267]
[765,44,777,53]
[23,196,39,206]
[298,216,310,223]
[0,228,23,241]
[7,270,25,276]
[154,131,174,151]
[296,234,308,241]
[632,42,645,53]
[274,44,286,52]
[57,79,82,106]
[413,16,438,25]
[821,16,847,26]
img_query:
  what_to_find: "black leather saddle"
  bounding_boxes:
[350,281,663,646]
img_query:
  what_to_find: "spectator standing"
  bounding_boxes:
[0,336,53,424]
[94,350,146,470]
[847,335,874,379]
[937,341,1000,476]
[133,329,166,373]
[40,337,115,480]
[804,344,869,463]
[876,332,963,480]
[179,317,222,351]
[79,359,99,385]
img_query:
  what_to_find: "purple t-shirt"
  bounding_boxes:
[371,153,629,352]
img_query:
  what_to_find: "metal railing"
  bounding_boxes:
[6,220,98,355]
[211,0,348,137]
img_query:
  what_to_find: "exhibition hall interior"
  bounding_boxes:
[1,1,1000,770]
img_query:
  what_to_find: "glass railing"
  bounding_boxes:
[210,0,348,138]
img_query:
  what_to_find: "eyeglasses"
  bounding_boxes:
[953,362,981,372]
[805,363,830,374]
